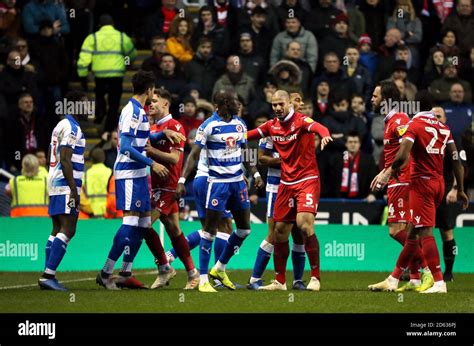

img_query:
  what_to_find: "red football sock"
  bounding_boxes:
[409,245,423,280]
[144,228,168,265]
[305,234,320,279]
[419,238,428,268]
[171,233,195,272]
[274,241,290,284]
[421,236,443,281]
[391,238,418,279]
[391,229,407,246]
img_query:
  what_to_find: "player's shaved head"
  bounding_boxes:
[272,90,292,120]
[432,106,446,123]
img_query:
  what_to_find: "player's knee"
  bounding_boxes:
[236,228,251,238]
[138,216,151,229]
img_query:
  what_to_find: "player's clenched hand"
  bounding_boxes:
[371,169,390,191]
[320,136,333,151]
[457,190,469,210]
[175,183,186,200]
[152,162,169,178]
[164,129,186,144]
[254,176,264,190]
[446,188,457,204]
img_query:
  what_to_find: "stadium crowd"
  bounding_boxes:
[0,0,473,217]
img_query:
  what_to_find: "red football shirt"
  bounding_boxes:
[150,115,185,190]
[383,110,411,183]
[249,110,330,184]
[403,111,454,179]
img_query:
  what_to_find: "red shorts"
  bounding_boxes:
[409,177,444,228]
[386,182,410,223]
[151,188,179,216]
[273,178,320,222]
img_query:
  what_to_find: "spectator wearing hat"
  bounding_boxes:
[283,40,313,97]
[237,32,266,87]
[185,37,225,100]
[441,0,474,55]
[386,0,422,67]
[268,59,303,95]
[358,33,378,79]
[429,59,472,104]
[343,46,372,104]
[319,13,358,67]
[238,6,273,60]
[382,60,417,101]
[270,13,318,72]
[212,55,255,105]
[304,0,343,41]
[276,0,308,28]
[238,0,280,40]
[22,0,70,37]
[375,27,402,82]
[442,83,474,142]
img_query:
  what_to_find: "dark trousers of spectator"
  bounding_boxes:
[95,77,123,132]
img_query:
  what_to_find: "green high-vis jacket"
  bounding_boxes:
[77,25,137,78]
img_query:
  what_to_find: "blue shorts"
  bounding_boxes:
[116,176,151,212]
[266,191,278,218]
[48,194,80,217]
[193,176,232,219]
[205,179,250,213]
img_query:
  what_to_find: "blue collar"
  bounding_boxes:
[65,114,78,125]
[130,98,144,109]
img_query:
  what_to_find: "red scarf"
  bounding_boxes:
[340,150,360,198]
[215,1,229,27]
[162,7,176,33]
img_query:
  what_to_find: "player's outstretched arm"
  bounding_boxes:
[247,128,264,141]
[305,119,332,150]
[59,146,78,206]
[120,134,168,178]
[446,142,469,210]
[149,129,186,145]
[176,143,202,199]
[391,138,413,178]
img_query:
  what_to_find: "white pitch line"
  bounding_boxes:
[0,271,157,290]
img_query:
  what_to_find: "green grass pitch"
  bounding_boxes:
[1,270,473,313]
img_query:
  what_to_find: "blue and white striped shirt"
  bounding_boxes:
[114,98,150,180]
[48,115,86,196]
[195,112,247,182]
[259,137,280,193]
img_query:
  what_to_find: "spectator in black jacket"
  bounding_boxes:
[192,6,230,58]
[422,48,445,89]
[239,6,272,60]
[283,40,312,97]
[359,0,389,49]
[237,32,266,87]
[321,92,367,153]
[319,131,377,200]
[0,49,39,115]
[4,93,46,173]
[343,46,372,104]
[304,0,342,41]
[185,37,225,100]
[311,52,355,102]
[375,27,402,82]
[276,0,308,28]
[319,12,358,65]
[155,53,186,112]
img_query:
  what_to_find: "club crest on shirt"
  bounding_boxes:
[211,199,219,206]
[236,124,243,133]
[396,125,407,136]
[135,200,141,208]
